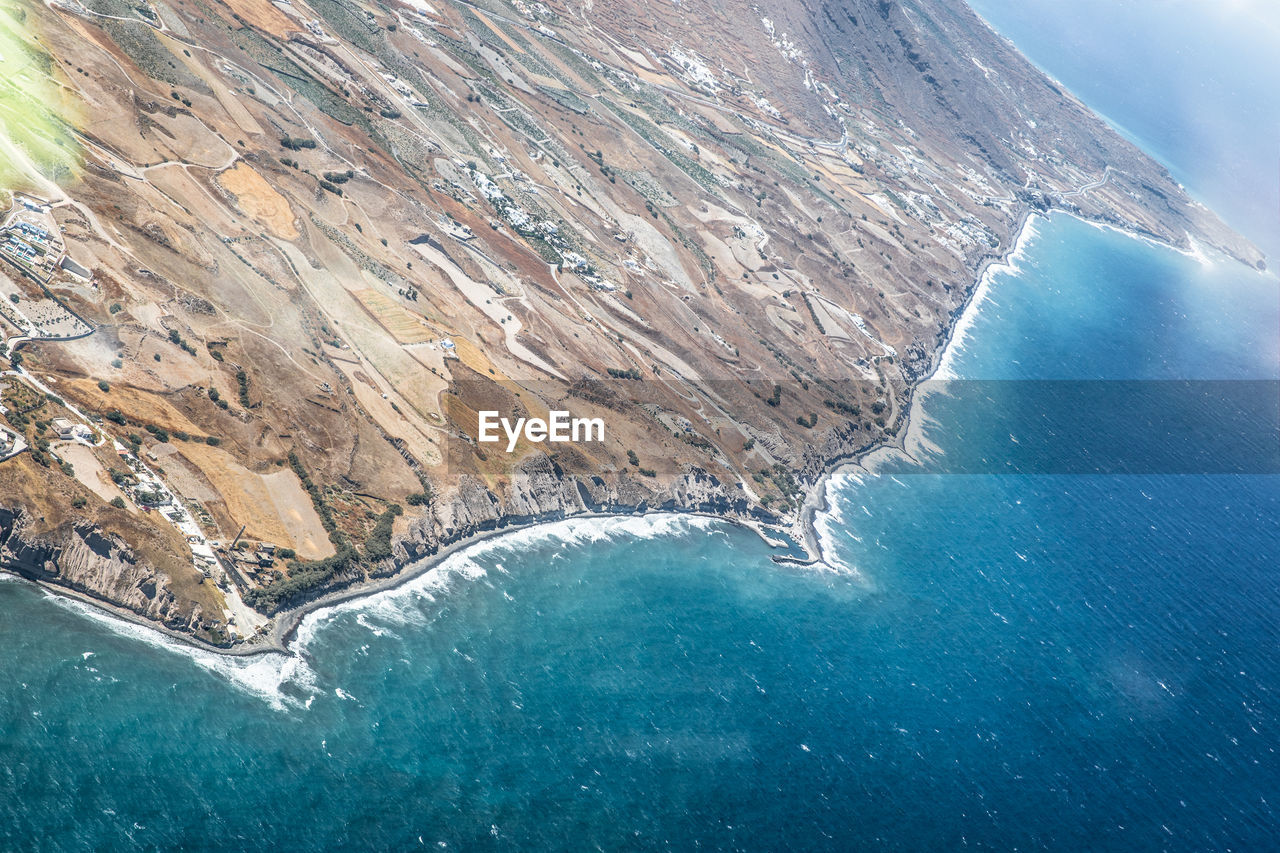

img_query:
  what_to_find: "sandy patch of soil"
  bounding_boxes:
[217,164,299,239]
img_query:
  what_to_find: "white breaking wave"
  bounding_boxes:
[36,590,316,713]
[293,514,725,650]
[810,477,870,580]
[933,214,1041,381]
[26,513,797,710]
[1077,215,1233,270]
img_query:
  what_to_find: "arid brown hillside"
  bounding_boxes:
[0,0,1260,640]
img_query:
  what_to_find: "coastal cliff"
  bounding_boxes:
[0,0,1264,648]
[393,458,770,569]
[0,505,212,634]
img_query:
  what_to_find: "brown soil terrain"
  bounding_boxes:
[217,163,300,239]
[0,0,1263,639]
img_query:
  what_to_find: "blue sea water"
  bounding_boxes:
[2,220,1276,850]
[5,11,1280,853]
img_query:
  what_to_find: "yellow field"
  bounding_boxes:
[451,335,504,378]
[216,0,296,37]
[66,380,206,436]
[354,288,435,344]
[176,443,335,559]
[217,163,299,239]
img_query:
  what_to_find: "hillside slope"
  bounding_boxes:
[0,0,1260,642]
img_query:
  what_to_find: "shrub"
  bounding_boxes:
[236,370,251,408]
[280,136,317,150]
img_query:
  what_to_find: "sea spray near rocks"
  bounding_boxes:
[934,214,1042,382]
[293,513,728,642]
[36,586,314,712]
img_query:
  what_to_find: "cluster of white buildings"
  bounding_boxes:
[51,417,93,444]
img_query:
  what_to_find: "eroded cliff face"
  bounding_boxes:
[0,506,207,632]
[2,0,1264,637]
[382,458,751,570]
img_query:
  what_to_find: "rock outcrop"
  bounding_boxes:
[384,456,773,575]
[0,506,200,630]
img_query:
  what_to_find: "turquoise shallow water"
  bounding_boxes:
[3,213,1278,851]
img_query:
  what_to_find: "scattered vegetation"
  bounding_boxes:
[279,136,317,150]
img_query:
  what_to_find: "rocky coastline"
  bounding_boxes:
[0,202,1115,658]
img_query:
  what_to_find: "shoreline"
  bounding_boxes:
[1,508,793,659]
[12,203,1209,659]
[266,508,794,653]
[787,205,1037,570]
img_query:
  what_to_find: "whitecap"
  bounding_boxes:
[355,612,394,639]
[934,214,1041,381]
[291,514,724,650]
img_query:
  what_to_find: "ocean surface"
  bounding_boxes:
[5,11,1280,853]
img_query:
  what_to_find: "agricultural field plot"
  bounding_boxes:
[1,375,47,416]
[217,164,299,240]
[13,295,89,339]
[53,441,126,504]
[353,288,435,344]
[173,441,336,561]
[0,268,31,331]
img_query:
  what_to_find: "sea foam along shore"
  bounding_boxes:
[5,206,1047,662]
[931,212,1042,382]
[8,514,734,711]
[788,207,1041,576]
[15,201,1201,663]
[794,204,1267,577]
